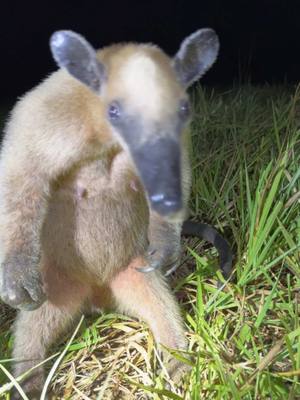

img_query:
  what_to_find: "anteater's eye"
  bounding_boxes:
[179,99,191,120]
[108,101,121,122]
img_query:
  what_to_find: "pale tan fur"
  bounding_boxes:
[0,43,192,398]
[99,45,185,143]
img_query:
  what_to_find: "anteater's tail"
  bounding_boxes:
[182,220,233,280]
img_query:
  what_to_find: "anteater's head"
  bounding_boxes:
[50,29,219,219]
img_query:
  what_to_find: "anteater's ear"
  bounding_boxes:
[50,30,106,92]
[173,28,219,88]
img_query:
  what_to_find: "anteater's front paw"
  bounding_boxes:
[0,254,45,310]
[137,241,181,275]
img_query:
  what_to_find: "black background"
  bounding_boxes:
[1,0,300,105]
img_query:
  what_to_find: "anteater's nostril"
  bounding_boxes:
[163,199,179,209]
[150,193,182,215]
[150,193,165,203]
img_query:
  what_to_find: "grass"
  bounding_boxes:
[1,84,300,399]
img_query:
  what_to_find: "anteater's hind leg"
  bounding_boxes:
[108,257,189,381]
[12,267,91,399]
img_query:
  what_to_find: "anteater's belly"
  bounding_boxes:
[42,158,149,283]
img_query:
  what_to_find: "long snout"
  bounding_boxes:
[130,137,183,217]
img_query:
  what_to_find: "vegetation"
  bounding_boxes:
[1,85,300,399]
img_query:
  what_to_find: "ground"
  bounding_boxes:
[0,85,300,399]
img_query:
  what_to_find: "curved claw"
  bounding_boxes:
[137,256,181,275]
[164,256,181,276]
[164,263,179,277]
[136,262,160,273]
[135,248,159,272]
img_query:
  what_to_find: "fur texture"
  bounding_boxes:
[0,29,219,397]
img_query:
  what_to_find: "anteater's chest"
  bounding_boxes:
[42,153,149,277]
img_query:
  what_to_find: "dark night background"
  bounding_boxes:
[1,0,300,106]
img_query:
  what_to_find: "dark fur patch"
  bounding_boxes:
[173,28,220,87]
[50,30,106,92]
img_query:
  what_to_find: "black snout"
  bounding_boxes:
[130,137,182,216]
